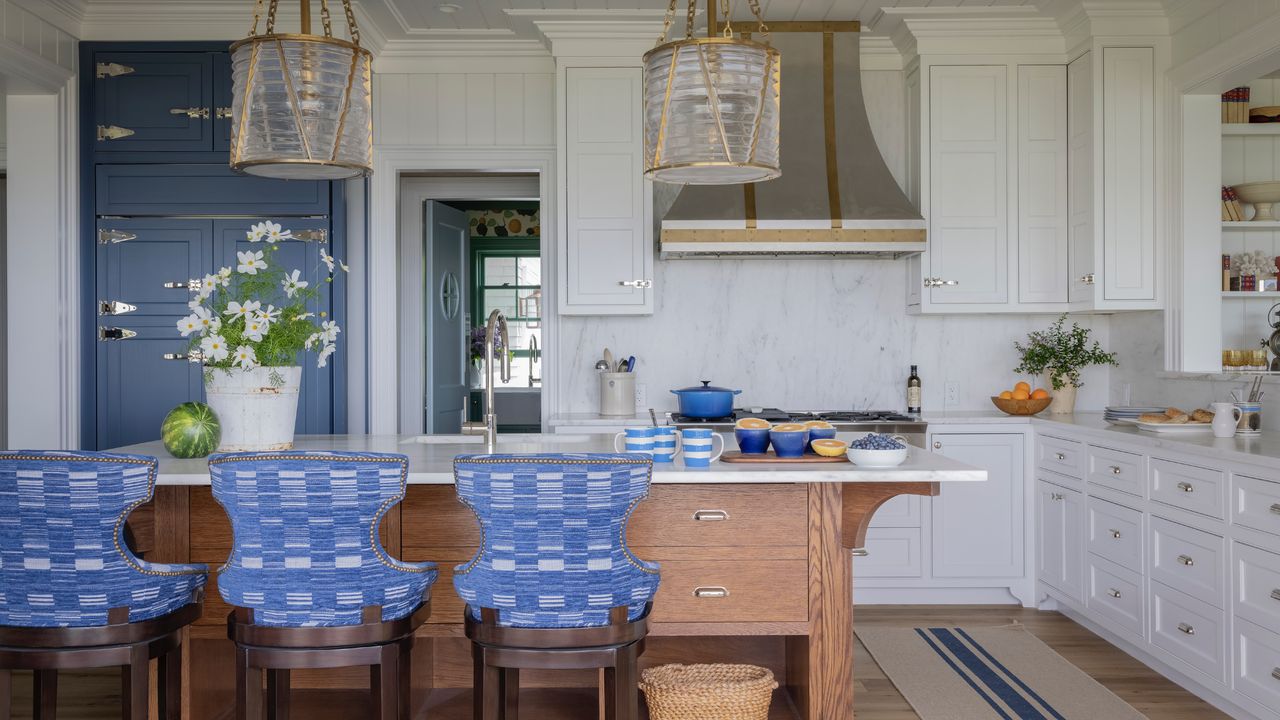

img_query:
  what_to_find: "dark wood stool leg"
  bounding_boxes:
[397,640,412,720]
[478,648,501,720]
[501,668,519,720]
[158,647,181,720]
[121,644,148,720]
[237,647,262,720]
[372,645,398,720]
[0,669,11,720]
[32,670,56,720]
[604,644,639,720]
[267,670,290,720]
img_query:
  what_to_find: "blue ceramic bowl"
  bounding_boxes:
[734,427,771,454]
[769,427,809,458]
[806,426,837,452]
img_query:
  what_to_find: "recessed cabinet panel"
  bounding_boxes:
[1018,65,1068,304]
[928,65,1008,305]
[931,433,1024,578]
[1037,478,1084,602]
[1101,47,1156,302]
[1067,53,1095,304]
[94,52,212,152]
[96,165,330,216]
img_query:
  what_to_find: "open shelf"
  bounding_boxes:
[1222,291,1280,298]
[1222,221,1280,229]
[1223,123,1280,135]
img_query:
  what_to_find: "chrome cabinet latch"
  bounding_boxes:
[618,279,653,288]
[170,107,210,120]
[216,107,233,120]
[95,62,135,78]
[99,327,137,341]
[292,229,328,243]
[99,300,137,316]
[97,125,135,141]
[98,229,137,244]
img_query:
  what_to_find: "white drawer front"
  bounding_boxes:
[856,527,922,578]
[1037,436,1084,479]
[1235,616,1280,710]
[1234,542,1280,631]
[1087,444,1144,496]
[1151,581,1227,682]
[1087,496,1143,572]
[1150,458,1225,519]
[1150,516,1225,608]
[1234,474,1280,538]
[1087,556,1143,637]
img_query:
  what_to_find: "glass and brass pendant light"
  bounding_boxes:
[642,0,781,185]
[230,0,373,179]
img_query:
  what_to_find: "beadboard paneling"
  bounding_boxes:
[374,72,554,147]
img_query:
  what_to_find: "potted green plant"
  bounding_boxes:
[1013,314,1118,414]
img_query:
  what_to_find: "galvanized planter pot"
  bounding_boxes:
[204,366,303,451]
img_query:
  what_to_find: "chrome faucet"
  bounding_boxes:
[528,335,540,387]
[461,309,511,453]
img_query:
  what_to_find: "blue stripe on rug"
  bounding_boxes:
[955,627,1068,720]
[914,628,1013,720]
[928,628,1048,720]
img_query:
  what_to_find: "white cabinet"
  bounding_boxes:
[1068,46,1161,310]
[558,66,654,315]
[1038,476,1085,603]
[931,433,1024,578]
[910,60,1067,313]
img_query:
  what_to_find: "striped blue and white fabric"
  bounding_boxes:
[0,451,208,628]
[209,452,437,627]
[453,453,660,628]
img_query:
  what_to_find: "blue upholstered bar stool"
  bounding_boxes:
[0,451,209,720]
[453,453,660,720]
[210,452,437,720]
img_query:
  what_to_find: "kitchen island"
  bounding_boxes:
[112,434,985,720]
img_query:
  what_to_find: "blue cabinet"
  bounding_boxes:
[93,52,214,152]
[96,165,329,216]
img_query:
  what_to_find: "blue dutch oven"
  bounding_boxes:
[671,381,742,418]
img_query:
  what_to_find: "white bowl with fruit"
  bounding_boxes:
[846,433,909,468]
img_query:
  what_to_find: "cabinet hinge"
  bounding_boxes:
[97,229,137,244]
[99,327,137,341]
[99,300,138,316]
[292,229,328,243]
[216,107,233,120]
[97,125,135,141]
[95,62,135,79]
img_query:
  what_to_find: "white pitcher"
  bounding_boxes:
[1211,402,1243,438]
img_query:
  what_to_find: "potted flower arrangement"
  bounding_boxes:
[1013,314,1118,414]
[177,221,347,451]
[468,325,505,388]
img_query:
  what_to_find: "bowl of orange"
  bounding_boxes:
[991,381,1053,416]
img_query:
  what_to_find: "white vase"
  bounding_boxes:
[204,366,302,451]
[1044,372,1078,415]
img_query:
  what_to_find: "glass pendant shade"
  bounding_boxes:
[643,37,780,185]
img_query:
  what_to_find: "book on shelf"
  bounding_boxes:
[1222,86,1252,123]
[1223,186,1246,221]
[1224,254,1231,291]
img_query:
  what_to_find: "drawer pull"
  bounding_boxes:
[1177,482,1194,493]
[692,510,729,522]
[851,548,869,557]
[693,586,729,599]
[1110,466,1123,475]
[1177,554,1195,567]
[1271,504,1280,515]
[1270,589,1280,602]
[1055,452,1066,461]
[1107,588,1122,599]
[1272,667,1280,682]
[1177,622,1196,636]
[1110,529,1122,539]
[1051,493,1065,501]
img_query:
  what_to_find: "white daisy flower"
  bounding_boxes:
[198,274,220,299]
[187,297,204,310]
[282,269,309,298]
[320,249,336,273]
[320,320,341,344]
[225,300,261,321]
[200,334,229,363]
[317,343,337,368]
[243,316,269,342]
[216,267,233,286]
[304,331,321,350]
[177,313,202,337]
[232,345,257,369]
[259,304,282,323]
[246,223,268,242]
[237,250,267,275]
[292,312,315,321]
[263,221,292,243]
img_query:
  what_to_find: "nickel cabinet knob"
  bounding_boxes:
[1107,588,1122,599]
[1177,622,1196,636]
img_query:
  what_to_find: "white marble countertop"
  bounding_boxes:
[1030,413,1280,471]
[110,434,987,486]
[546,412,657,427]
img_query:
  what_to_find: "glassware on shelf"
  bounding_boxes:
[1252,348,1270,370]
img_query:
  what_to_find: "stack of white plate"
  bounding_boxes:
[1104,406,1165,425]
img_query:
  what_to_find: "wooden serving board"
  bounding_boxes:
[721,451,849,464]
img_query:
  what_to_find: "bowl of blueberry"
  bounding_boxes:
[846,433,910,468]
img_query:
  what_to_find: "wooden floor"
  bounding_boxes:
[4,606,1227,719]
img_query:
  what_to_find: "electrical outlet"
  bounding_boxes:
[635,383,647,408]
[945,383,959,407]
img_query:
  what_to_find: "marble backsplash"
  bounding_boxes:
[556,261,1113,415]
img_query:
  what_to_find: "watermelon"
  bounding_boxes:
[161,402,221,458]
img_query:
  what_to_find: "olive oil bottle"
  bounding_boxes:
[907,365,922,414]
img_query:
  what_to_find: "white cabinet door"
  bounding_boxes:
[931,433,1025,578]
[1067,52,1095,304]
[1038,478,1085,602]
[1101,47,1155,302]
[1017,66,1068,304]
[560,67,653,315]
[928,65,1008,305]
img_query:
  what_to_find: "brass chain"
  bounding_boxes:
[342,0,361,46]
[746,0,769,35]
[320,0,333,38]
[685,0,696,40]
[266,0,279,34]
[719,0,733,37]
[249,0,265,36]
[657,0,678,45]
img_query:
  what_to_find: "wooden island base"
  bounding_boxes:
[133,480,939,720]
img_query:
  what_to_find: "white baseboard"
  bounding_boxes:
[854,586,1027,605]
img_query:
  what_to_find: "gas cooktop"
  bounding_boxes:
[670,408,923,425]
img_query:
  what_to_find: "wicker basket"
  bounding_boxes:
[640,664,778,720]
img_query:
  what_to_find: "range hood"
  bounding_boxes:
[660,29,926,259]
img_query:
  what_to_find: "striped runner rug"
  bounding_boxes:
[857,625,1147,720]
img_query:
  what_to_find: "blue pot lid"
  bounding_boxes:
[672,381,740,394]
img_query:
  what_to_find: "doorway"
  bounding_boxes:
[397,174,543,435]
